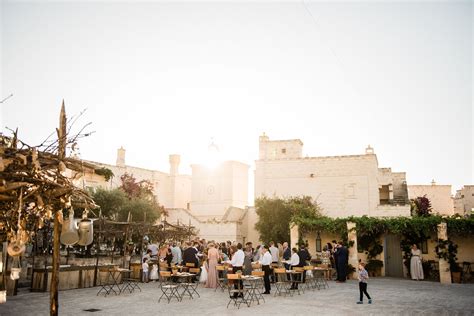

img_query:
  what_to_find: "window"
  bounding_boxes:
[379,185,390,204]
[281,148,286,154]
[421,240,428,254]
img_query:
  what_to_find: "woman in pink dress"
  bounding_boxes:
[205,243,219,288]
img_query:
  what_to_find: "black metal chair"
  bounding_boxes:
[158,271,181,303]
[226,274,249,309]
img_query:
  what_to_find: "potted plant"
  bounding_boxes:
[435,239,460,283]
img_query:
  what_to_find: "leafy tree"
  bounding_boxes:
[255,195,322,244]
[90,173,163,223]
[90,187,127,220]
[120,173,155,201]
[411,195,432,217]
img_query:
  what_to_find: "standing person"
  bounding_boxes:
[205,243,219,288]
[142,258,149,283]
[253,245,261,262]
[147,241,159,259]
[277,243,284,262]
[336,241,348,282]
[228,243,245,297]
[282,242,291,271]
[269,242,280,264]
[332,240,339,280]
[171,243,182,265]
[269,241,279,282]
[356,262,372,304]
[200,254,208,284]
[289,248,300,289]
[258,245,273,294]
[410,244,424,281]
[243,242,253,275]
[321,245,332,280]
[297,245,311,284]
[183,242,199,267]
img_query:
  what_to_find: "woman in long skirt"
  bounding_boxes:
[410,244,424,280]
[205,243,219,288]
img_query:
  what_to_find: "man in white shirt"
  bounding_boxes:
[170,243,182,265]
[288,247,300,289]
[269,241,279,282]
[269,241,279,263]
[147,242,159,259]
[230,243,245,297]
[258,245,273,294]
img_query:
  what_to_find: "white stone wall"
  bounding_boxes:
[259,134,303,160]
[190,161,249,220]
[408,184,454,215]
[454,186,474,215]
[82,160,192,210]
[255,154,381,217]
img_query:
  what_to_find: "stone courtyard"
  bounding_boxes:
[1,278,473,316]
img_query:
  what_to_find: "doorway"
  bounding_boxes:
[384,234,404,278]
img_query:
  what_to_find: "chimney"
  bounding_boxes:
[169,154,180,176]
[365,145,374,155]
[259,132,269,160]
[116,147,126,167]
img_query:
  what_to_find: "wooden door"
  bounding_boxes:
[384,234,404,278]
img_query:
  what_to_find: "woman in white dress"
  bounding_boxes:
[199,255,208,284]
[410,244,424,280]
[149,264,159,282]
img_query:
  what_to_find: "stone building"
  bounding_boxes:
[408,180,454,216]
[454,185,474,216]
[255,134,411,218]
[80,148,257,243]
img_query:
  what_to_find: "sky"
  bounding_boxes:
[1,0,472,202]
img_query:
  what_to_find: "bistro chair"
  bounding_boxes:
[226,274,249,309]
[121,269,142,294]
[186,268,201,298]
[273,268,292,297]
[251,271,266,303]
[291,267,305,295]
[96,268,115,296]
[303,266,316,290]
[158,271,181,303]
[216,265,227,292]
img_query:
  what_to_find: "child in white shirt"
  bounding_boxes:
[142,258,149,283]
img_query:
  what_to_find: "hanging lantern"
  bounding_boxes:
[10,257,21,280]
[60,208,79,246]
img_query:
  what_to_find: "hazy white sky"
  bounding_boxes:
[1,0,472,199]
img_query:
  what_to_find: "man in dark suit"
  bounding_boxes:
[297,245,311,284]
[182,242,199,267]
[336,241,348,282]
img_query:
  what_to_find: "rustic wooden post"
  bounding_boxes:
[50,101,67,316]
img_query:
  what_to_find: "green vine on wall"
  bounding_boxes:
[435,239,460,272]
[292,214,474,238]
[94,167,114,182]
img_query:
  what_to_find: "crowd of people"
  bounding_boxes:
[141,237,354,290]
[139,236,379,304]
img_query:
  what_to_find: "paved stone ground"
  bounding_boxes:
[1,278,473,316]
